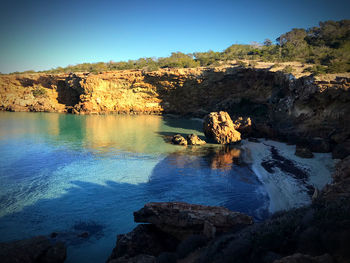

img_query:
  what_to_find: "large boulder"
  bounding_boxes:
[203,111,241,144]
[0,236,66,263]
[134,202,253,239]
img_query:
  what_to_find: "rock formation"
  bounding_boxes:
[1,68,349,158]
[133,202,253,239]
[0,235,66,263]
[186,134,206,145]
[203,111,241,144]
[171,134,187,146]
[107,202,253,262]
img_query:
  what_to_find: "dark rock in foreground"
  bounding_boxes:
[203,111,241,144]
[108,224,178,260]
[0,236,66,263]
[134,202,253,239]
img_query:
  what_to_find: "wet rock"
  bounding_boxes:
[203,111,241,144]
[107,224,178,262]
[171,134,187,146]
[295,145,314,158]
[187,134,206,145]
[0,235,66,263]
[134,202,253,240]
[273,253,334,263]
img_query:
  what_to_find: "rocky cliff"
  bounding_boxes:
[1,67,349,157]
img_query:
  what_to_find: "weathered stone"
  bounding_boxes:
[134,202,253,239]
[203,111,241,144]
[187,134,206,145]
[107,224,178,262]
[0,236,66,263]
[295,145,314,158]
[171,134,187,146]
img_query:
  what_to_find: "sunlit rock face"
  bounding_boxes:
[203,111,241,144]
[1,68,349,155]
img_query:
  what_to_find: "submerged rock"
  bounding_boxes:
[171,134,187,146]
[203,111,241,144]
[133,202,253,239]
[187,134,206,145]
[0,235,66,263]
[295,145,314,158]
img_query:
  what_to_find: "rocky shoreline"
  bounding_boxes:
[1,67,349,159]
[0,67,349,262]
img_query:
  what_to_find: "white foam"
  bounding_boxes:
[241,139,335,213]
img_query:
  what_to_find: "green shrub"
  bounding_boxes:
[32,87,48,98]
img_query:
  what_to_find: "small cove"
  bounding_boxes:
[0,112,335,262]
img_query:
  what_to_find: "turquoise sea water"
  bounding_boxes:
[0,112,334,262]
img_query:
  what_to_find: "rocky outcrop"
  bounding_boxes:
[134,202,253,239]
[187,134,206,145]
[0,235,66,263]
[171,134,188,146]
[203,111,241,144]
[1,68,349,157]
[108,202,252,262]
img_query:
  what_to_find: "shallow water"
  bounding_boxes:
[0,112,334,262]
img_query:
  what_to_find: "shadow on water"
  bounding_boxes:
[161,115,203,134]
[0,145,270,262]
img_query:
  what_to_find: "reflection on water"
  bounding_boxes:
[0,112,268,263]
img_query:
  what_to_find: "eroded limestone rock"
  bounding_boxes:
[203,111,241,144]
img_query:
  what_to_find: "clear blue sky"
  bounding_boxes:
[0,0,349,73]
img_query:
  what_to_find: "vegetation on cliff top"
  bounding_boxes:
[10,20,350,75]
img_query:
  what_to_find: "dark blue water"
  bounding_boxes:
[0,112,333,262]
